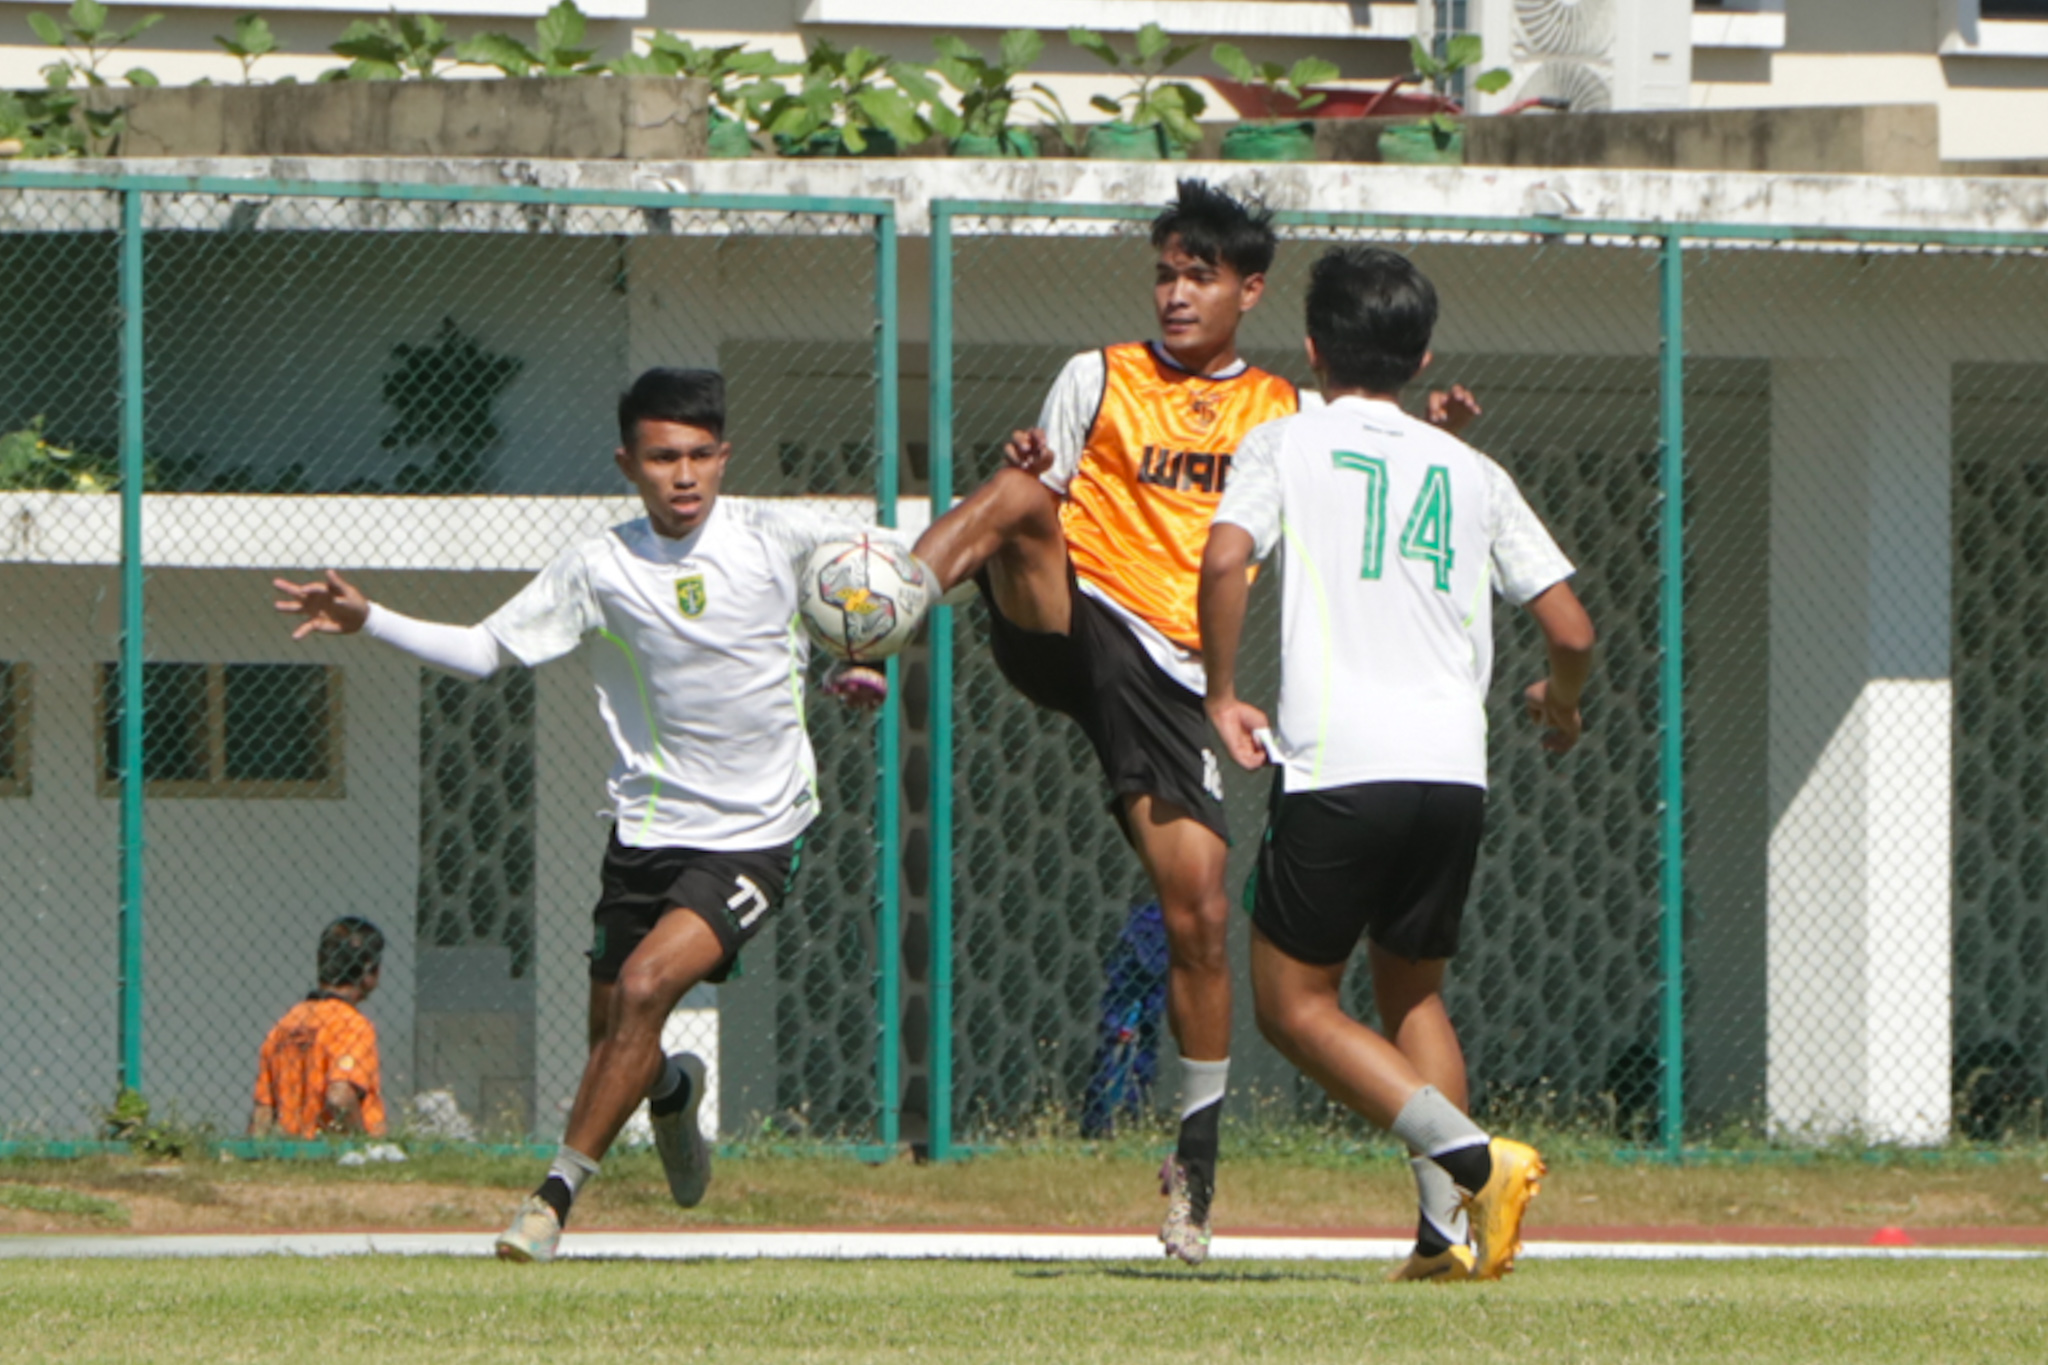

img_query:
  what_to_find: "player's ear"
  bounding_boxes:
[1418,349,1434,375]
[613,446,633,479]
[1239,271,1266,310]
[1304,336,1326,381]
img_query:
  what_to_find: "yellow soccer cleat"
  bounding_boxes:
[1385,1244,1476,1283]
[1460,1138,1545,1281]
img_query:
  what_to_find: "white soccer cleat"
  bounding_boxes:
[494,1195,562,1264]
[1158,1156,1213,1267]
[649,1052,712,1208]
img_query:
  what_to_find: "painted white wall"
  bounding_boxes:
[1691,1,2048,161]
[0,565,421,1134]
[0,567,121,1134]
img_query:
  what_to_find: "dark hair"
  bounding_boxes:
[318,916,385,987]
[1304,246,1438,394]
[1151,179,1276,279]
[617,368,726,447]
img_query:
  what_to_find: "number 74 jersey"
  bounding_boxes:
[1213,395,1575,794]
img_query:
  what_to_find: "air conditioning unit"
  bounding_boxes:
[1435,0,1694,116]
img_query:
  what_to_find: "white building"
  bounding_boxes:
[6,2,2048,162]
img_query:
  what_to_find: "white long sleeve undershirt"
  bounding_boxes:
[362,602,506,681]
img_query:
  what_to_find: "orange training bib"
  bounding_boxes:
[1061,343,1300,649]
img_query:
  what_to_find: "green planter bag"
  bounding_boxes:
[1084,121,1183,161]
[1221,120,1316,163]
[777,127,901,158]
[950,129,1038,158]
[708,114,754,160]
[1377,122,1464,166]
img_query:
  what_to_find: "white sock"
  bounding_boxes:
[647,1055,684,1103]
[547,1144,600,1198]
[1411,1155,1469,1246]
[1179,1057,1230,1118]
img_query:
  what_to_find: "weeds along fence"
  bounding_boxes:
[0,172,904,1151]
[5,176,2048,1160]
[924,202,2048,1160]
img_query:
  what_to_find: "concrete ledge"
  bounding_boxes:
[0,493,929,569]
[18,151,2048,238]
[1463,105,1943,177]
[96,76,712,161]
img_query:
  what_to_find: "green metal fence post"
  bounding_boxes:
[926,202,956,1163]
[873,208,902,1149]
[1657,228,1687,1157]
[117,184,146,1095]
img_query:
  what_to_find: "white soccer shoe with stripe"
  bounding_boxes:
[650,1052,712,1208]
[494,1195,562,1264]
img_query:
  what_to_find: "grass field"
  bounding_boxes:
[5,1256,2044,1364]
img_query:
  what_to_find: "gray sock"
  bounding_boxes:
[547,1144,600,1197]
[1390,1086,1488,1163]
[647,1054,684,1103]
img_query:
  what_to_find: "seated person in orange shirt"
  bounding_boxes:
[249,917,387,1138]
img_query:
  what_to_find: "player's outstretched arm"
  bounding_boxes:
[1522,582,1596,754]
[274,569,505,680]
[273,569,369,638]
[1198,523,1271,771]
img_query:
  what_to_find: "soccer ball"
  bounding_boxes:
[799,536,933,664]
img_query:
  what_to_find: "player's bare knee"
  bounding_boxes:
[987,466,1060,526]
[1253,988,1319,1052]
[1161,889,1229,960]
[612,962,682,1034]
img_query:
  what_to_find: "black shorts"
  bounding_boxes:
[980,566,1228,842]
[588,831,801,984]
[1249,780,1485,965]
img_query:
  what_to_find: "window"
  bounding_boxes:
[0,663,30,798]
[1946,1,2048,55]
[99,662,342,798]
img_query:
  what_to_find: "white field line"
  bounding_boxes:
[0,1231,2040,1263]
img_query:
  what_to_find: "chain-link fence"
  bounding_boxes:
[0,174,903,1149]
[1683,232,2048,1147]
[925,202,2048,1156]
[10,179,2048,1159]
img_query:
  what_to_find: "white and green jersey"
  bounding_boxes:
[483,498,899,851]
[1213,396,1574,793]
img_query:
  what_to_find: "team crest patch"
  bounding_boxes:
[1188,391,1221,427]
[676,574,708,617]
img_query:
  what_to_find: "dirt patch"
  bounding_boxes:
[4,1150,2045,1238]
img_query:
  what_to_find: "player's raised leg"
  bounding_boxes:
[496,908,725,1263]
[1125,794,1233,1267]
[1370,944,1478,1282]
[913,448,1074,636]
